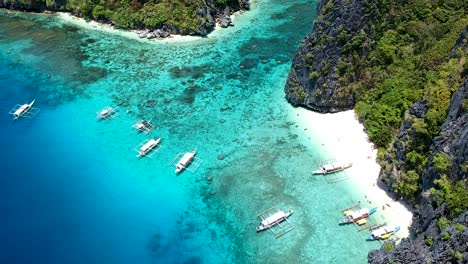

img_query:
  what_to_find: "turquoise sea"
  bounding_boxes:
[0,1,381,263]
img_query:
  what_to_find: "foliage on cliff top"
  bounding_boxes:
[72,0,205,31]
[352,0,467,148]
[342,0,467,204]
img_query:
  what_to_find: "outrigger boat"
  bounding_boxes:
[256,209,294,232]
[136,138,161,158]
[9,99,39,120]
[368,225,400,240]
[339,207,377,225]
[132,120,155,134]
[96,106,117,120]
[175,149,197,173]
[313,161,352,175]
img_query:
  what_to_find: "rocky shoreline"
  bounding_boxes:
[134,5,243,40]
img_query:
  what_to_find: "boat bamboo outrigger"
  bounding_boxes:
[132,120,155,134]
[9,99,40,120]
[256,208,294,238]
[135,138,162,158]
[96,106,117,120]
[313,161,353,174]
[175,149,196,173]
[170,149,202,174]
[367,225,400,240]
[339,207,377,225]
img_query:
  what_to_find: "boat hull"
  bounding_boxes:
[175,150,196,173]
[136,138,161,158]
[256,210,294,232]
[367,226,400,240]
[312,162,352,175]
[339,207,377,225]
[13,99,35,119]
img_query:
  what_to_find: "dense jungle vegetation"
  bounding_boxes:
[1,0,238,31]
[339,0,467,210]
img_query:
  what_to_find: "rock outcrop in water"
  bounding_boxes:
[0,0,249,37]
[286,0,468,262]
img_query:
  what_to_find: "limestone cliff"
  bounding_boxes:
[369,78,467,263]
[286,0,468,262]
[284,0,379,112]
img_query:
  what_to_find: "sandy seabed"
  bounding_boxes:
[289,108,414,239]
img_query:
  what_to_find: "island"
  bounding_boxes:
[0,0,250,37]
[285,0,468,262]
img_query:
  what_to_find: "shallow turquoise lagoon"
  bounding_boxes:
[0,1,380,263]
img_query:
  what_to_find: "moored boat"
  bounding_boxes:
[136,138,161,158]
[99,109,110,118]
[133,119,155,133]
[175,149,196,173]
[312,161,352,174]
[96,106,117,119]
[256,210,294,232]
[13,99,35,120]
[136,122,145,131]
[339,207,377,225]
[367,225,400,240]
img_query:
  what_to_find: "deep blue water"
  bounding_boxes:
[0,1,381,263]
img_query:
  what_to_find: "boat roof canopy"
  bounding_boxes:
[372,225,398,237]
[351,208,369,219]
[323,164,337,170]
[261,211,286,226]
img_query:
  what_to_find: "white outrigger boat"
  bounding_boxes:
[96,106,117,120]
[257,210,294,232]
[339,207,377,225]
[312,161,352,174]
[175,149,197,173]
[9,99,40,120]
[136,138,161,158]
[132,119,155,134]
[368,225,400,240]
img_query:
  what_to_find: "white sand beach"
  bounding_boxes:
[56,12,203,43]
[289,108,413,239]
[56,10,249,43]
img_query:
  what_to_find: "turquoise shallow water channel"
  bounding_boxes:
[0,1,381,263]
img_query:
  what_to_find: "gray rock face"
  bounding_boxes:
[370,77,467,263]
[219,16,233,28]
[284,0,377,112]
[240,0,250,10]
[379,101,429,195]
[369,210,468,263]
[369,27,467,263]
[424,79,468,188]
[197,6,216,36]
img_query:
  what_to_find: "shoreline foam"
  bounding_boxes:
[289,108,413,239]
